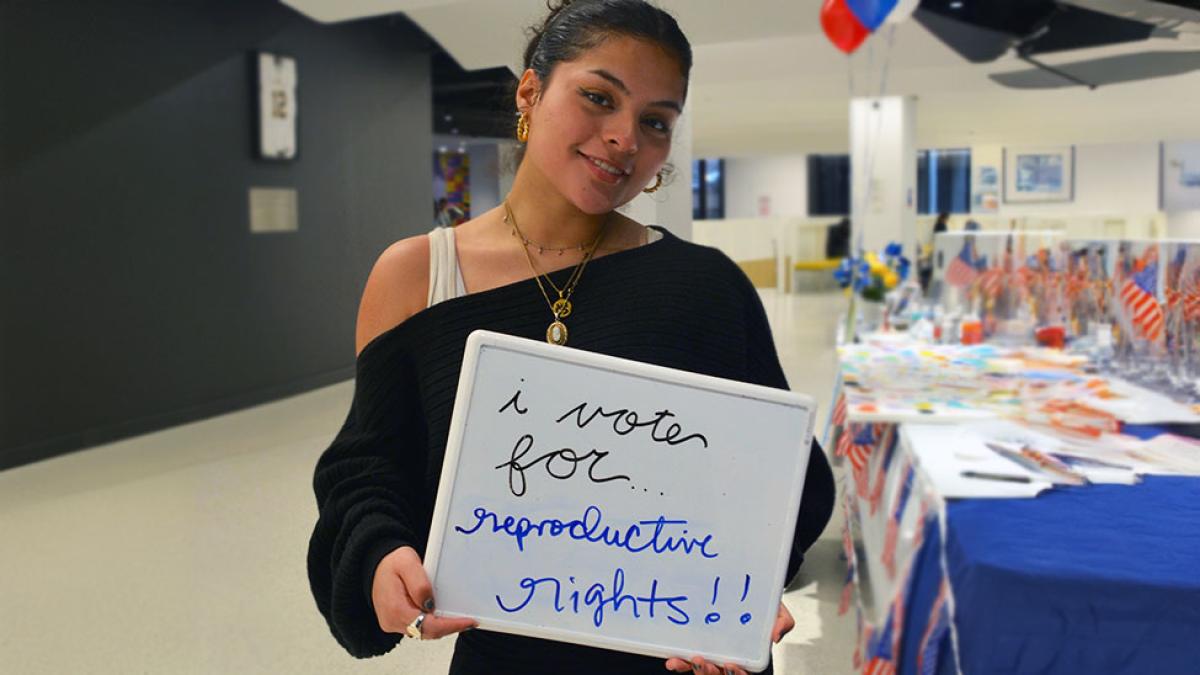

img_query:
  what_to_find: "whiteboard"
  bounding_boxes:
[424,330,816,670]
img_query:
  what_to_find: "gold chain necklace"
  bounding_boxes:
[503,200,608,345]
[513,231,591,255]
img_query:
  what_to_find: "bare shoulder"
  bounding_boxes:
[355,234,431,356]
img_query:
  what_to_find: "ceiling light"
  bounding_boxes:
[949,1,963,8]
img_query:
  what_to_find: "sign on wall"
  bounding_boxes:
[1163,140,1200,212]
[424,331,816,670]
[1004,146,1075,203]
[255,52,297,161]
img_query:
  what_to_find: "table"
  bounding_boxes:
[834,411,1200,675]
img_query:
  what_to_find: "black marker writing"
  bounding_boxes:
[556,403,709,449]
[499,384,529,415]
[495,434,631,497]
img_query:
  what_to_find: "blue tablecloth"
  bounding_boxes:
[897,426,1200,674]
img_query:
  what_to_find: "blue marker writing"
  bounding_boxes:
[495,567,691,627]
[455,504,719,559]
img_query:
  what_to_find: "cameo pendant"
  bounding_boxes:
[546,320,568,346]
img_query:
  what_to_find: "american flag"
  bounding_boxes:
[917,579,952,675]
[1167,287,1182,310]
[867,425,898,516]
[836,421,854,459]
[977,266,1004,298]
[842,518,856,562]
[832,392,847,427]
[944,240,981,287]
[862,611,897,675]
[911,501,930,554]
[1119,247,1163,343]
[881,462,916,579]
[1165,248,1186,330]
[839,563,855,616]
[854,621,869,670]
[1172,246,1200,322]
[1186,290,1200,321]
[840,496,858,617]
[847,424,876,498]
[884,503,934,673]
[863,657,897,675]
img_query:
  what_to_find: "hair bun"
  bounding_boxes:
[524,0,575,69]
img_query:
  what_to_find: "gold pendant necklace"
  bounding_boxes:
[546,319,569,346]
[504,200,607,346]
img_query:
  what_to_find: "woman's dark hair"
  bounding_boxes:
[523,0,692,95]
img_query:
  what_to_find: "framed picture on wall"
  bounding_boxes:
[1003,146,1074,203]
[1162,140,1200,212]
[253,51,298,161]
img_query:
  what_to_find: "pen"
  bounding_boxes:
[960,471,1032,484]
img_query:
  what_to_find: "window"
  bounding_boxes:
[691,158,725,220]
[807,154,851,216]
[917,148,971,214]
[806,150,971,216]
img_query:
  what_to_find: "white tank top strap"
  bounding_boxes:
[427,226,467,308]
[428,224,658,308]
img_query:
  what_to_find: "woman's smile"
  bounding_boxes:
[577,150,630,185]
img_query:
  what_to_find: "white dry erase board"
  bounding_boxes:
[424,330,816,670]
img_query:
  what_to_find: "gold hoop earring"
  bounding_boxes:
[516,112,529,143]
[642,171,664,194]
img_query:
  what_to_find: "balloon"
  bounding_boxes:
[885,0,920,25]
[845,0,899,31]
[820,0,870,54]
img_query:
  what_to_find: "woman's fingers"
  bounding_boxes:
[373,584,421,634]
[720,663,749,675]
[416,614,477,640]
[663,656,726,674]
[664,657,693,672]
[771,601,796,643]
[372,546,476,639]
[393,550,436,612]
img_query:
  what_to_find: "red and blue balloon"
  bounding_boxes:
[821,0,909,55]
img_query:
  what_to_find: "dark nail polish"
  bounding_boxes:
[423,599,435,612]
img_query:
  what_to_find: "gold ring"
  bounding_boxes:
[405,612,426,640]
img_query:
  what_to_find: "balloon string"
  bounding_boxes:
[851,23,899,260]
[849,20,897,345]
[876,24,897,97]
[840,15,900,341]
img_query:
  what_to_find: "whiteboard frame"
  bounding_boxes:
[424,330,816,670]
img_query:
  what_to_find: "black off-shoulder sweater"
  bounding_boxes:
[307,226,835,674]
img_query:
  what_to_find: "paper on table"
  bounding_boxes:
[1102,433,1200,475]
[1082,377,1200,424]
[968,421,1139,484]
[902,424,1053,499]
[1046,450,1139,485]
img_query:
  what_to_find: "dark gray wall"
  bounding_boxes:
[1,0,434,469]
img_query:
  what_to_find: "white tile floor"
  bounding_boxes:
[0,289,856,675]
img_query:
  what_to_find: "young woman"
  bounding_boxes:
[307,2,835,673]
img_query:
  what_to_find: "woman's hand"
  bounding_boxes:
[371,546,477,640]
[663,602,795,674]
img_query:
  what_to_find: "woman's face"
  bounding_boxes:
[518,36,687,215]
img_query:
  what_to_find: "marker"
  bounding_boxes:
[960,471,1032,484]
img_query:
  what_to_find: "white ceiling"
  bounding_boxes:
[283,0,1200,157]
